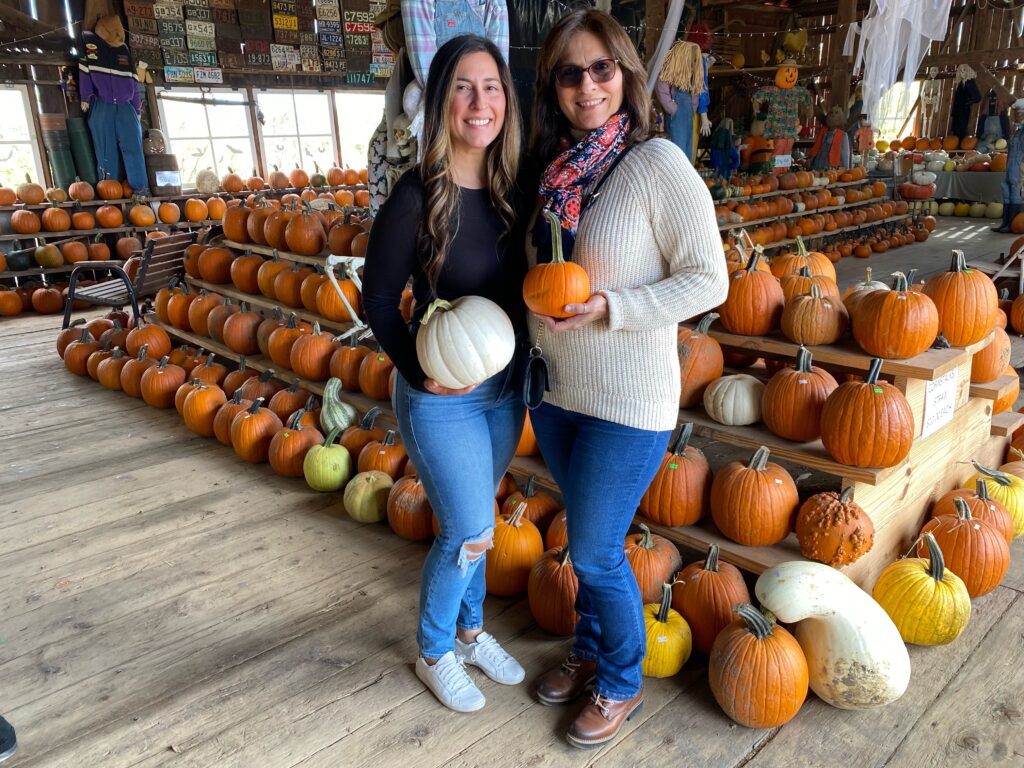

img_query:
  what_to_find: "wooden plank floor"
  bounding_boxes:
[2,311,1023,768]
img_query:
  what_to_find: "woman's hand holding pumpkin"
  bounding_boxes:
[541,293,608,333]
[424,378,480,396]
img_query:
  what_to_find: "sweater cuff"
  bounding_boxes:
[598,290,623,331]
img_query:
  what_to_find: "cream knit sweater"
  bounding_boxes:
[528,138,729,431]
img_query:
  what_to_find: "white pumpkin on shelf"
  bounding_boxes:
[415,296,515,390]
[986,202,1004,219]
[703,374,764,426]
[195,167,219,196]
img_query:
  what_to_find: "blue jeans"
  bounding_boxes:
[393,365,524,659]
[87,99,149,192]
[531,402,671,700]
[668,89,695,160]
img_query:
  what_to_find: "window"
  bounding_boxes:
[257,90,336,174]
[157,89,255,186]
[0,85,45,185]
[334,92,385,169]
[874,81,921,141]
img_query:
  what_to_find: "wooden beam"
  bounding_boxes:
[919,47,1024,69]
[828,0,857,110]
[975,65,1014,107]
[245,85,265,178]
[0,5,56,37]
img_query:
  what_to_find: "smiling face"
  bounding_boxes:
[775,62,799,89]
[554,30,624,133]
[447,51,506,155]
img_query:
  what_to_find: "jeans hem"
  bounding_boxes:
[419,646,455,660]
[570,647,599,663]
[456,624,484,632]
[594,684,642,701]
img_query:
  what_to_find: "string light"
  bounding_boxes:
[0,18,78,54]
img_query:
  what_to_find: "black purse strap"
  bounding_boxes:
[580,142,635,218]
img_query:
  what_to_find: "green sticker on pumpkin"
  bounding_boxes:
[378,356,385,361]
[873,387,883,393]
[669,463,678,469]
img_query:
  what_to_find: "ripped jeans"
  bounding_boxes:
[392,365,524,659]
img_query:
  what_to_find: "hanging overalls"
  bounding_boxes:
[79,31,148,192]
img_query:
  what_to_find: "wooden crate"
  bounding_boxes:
[645,324,1022,589]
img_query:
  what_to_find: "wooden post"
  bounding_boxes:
[646,0,669,65]
[828,0,857,111]
[246,86,266,178]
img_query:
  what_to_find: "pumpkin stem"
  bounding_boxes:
[906,268,919,286]
[744,244,764,273]
[247,397,265,414]
[889,272,909,292]
[971,460,1013,487]
[796,235,809,258]
[205,354,216,368]
[863,266,873,285]
[1000,287,1009,301]
[525,475,536,498]
[541,209,567,265]
[360,406,382,429]
[949,249,968,273]
[78,328,91,343]
[638,523,655,549]
[288,408,306,429]
[952,495,974,521]
[507,501,528,527]
[111,347,124,359]
[794,345,813,374]
[190,376,201,386]
[259,368,275,382]
[734,603,776,640]
[864,357,883,385]
[137,344,149,360]
[230,389,243,404]
[656,583,673,623]
[421,298,453,325]
[695,312,719,335]
[286,314,298,329]
[324,426,341,445]
[156,355,170,369]
[808,283,823,301]
[922,532,946,582]
[238,356,248,372]
[287,378,300,393]
[839,486,855,504]
[976,478,992,500]
[703,543,721,572]
[1009,447,1024,462]
[748,445,771,471]
[671,423,694,455]
[557,546,572,567]
[798,265,811,278]
[382,430,396,446]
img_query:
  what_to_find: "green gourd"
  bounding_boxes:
[320,377,357,433]
[303,426,352,492]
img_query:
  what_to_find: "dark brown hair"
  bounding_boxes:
[530,8,651,164]
[419,35,522,294]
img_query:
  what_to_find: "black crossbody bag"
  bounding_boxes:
[523,143,635,410]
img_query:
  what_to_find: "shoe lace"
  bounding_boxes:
[560,653,583,675]
[475,634,513,669]
[591,692,615,719]
[436,655,476,694]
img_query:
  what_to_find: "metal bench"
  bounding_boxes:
[61,231,198,329]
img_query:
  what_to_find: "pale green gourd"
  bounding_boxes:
[320,377,357,433]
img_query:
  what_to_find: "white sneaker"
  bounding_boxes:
[416,651,486,713]
[455,631,526,685]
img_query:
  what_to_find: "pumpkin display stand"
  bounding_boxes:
[644,321,1022,588]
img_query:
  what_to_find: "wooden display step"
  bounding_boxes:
[217,239,328,268]
[969,372,1018,402]
[758,214,913,251]
[149,318,555,491]
[991,410,1024,437]
[183,277,355,337]
[718,196,893,232]
[0,261,123,279]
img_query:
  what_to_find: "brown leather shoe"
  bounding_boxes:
[566,690,644,749]
[534,653,597,706]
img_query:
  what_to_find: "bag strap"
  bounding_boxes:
[581,142,635,217]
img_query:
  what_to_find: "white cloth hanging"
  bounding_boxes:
[853,0,953,126]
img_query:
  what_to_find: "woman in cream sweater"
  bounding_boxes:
[525,8,728,750]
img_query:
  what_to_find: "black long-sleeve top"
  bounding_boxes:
[362,170,527,391]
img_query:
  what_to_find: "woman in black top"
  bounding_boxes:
[362,35,527,714]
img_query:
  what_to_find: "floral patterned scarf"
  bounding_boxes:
[534,112,631,262]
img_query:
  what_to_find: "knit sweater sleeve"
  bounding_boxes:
[600,140,729,332]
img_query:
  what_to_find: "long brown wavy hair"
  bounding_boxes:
[419,35,522,294]
[531,8,651,164]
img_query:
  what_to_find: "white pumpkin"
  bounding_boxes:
[924,200,939,215]
[969,202,988,218]
[925,160,946,173]
[996,138,1008,150]
[986,202,1004,219]
[755,561,911,710]
[842,266,888,303]
[938,201,956,216]
[415,296,515,389]
[911,171,937,185]
[703,374,764,426]
[876,158,894,173]
[195,167,219,196]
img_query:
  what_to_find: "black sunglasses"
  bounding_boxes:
[552,58,620,88]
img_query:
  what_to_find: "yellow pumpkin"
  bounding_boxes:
[963,461,1024,537]
[872,532,971,646]
[642,583,692,678]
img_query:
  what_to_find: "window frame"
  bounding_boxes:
[155,87,257,185]
[0,84,46,184]
[255,88,339,172]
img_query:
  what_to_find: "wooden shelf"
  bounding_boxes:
[718,196,890,232]
[217,239,328,268]
[183,277,355,336]
[710,178,869,207]
[970,373,1018,402]
[680,408,892,485]
[990,410,1024,437]
[0,261,123,279]
[695,321,980,381]
[756,214,914,250]
[0,220,214,243]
